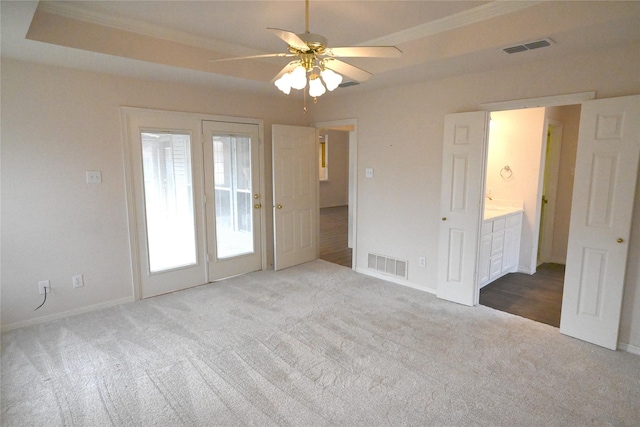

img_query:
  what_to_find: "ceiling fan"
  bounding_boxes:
[212,0,402,99]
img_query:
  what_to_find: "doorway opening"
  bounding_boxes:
[314,121,357,269]
[478,104,582,327]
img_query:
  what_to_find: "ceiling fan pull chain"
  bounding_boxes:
[303,89,308,113]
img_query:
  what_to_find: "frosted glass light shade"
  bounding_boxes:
[321,68,342,91]
[274,73,292,94]
[289,66,307,90]
[308,76,326,97]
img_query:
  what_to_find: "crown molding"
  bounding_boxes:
[360,1,543,47]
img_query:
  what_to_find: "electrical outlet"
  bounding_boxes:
[419,257,426,268]
[72,274,84,288]
[38,280,51,295]
[86,171,102,184]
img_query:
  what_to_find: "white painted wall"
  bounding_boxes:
[312,42,640,348]
[486,108,546,274]
[319,130,349,208]
[0,58,308,329]
[3,41,640,350]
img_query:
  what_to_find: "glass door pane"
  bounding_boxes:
[213,134,254,259]
[141,132,196,272]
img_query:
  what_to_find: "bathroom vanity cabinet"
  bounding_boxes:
[479,209,523,288]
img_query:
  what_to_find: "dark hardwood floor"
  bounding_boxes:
[480,263,565,327]
[319,205,352,268]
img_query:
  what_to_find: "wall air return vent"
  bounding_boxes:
[367,253,408,279]
[502,38,554,54]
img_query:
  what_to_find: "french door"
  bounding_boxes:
[124,109,263,298]
[203,121,262,280]
[126,111,207,298]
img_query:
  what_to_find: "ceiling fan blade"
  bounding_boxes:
[267,28,309,52]
[210,53,295,63]
[270,61,301,84]
[325,46,402,58]
[323,58,372,83]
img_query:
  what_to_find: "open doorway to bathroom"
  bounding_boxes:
[479,104,582,327]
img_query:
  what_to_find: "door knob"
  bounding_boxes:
[254,204,262,209]
[276,204,283,209]
[442,217,447,221]
[617,238,624,243]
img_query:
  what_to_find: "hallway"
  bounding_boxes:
[319,206,352,268]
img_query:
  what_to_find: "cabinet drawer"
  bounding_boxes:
[492,218,506,232]
[506,214,522,228]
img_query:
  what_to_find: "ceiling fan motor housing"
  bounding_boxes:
[297,32,328,52]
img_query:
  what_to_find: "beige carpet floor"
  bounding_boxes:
[2,260,639,426]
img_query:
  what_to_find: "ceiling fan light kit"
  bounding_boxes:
[214,0,401,103]
[274,58,343,97]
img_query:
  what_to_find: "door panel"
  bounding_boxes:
[560,95,640,350]
[203,121,262,281]
[437,112,489,306]
[126,111,207,298]
[272,124,318,270]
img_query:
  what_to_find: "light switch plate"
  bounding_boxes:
[86,170,102,184]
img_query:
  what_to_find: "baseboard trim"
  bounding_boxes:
[1,297,135,333]
[618,342,640,356]
[355,267,436,295]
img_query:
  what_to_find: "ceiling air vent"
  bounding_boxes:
[502,38,554,54]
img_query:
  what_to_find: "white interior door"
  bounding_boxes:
[437,111,489,306]
[560,95,640,350]
[538,120,563,263]
[126,111,207,298]
[203,121,263,281]
[272,124,318,270]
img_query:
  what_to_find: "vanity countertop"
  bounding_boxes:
[483,205,523,221]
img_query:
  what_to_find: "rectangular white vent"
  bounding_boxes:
[367,253,408,279]
[503,38,553,54]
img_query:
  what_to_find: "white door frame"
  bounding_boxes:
[121,107,266,300]
[312,118,358,269]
